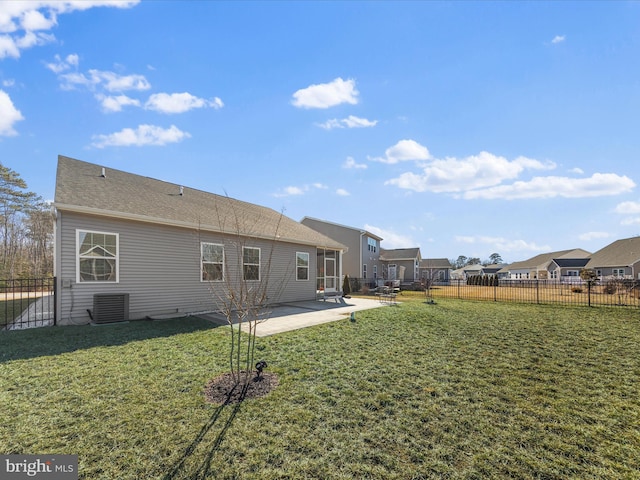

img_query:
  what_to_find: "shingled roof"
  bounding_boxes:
[586,237,640,268]
[503,248,591,271]
[380,247,421,261]
[54,155,345,250]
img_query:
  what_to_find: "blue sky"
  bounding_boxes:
[1,1,639,263]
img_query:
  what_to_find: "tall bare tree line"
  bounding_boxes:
[0,163,54,279]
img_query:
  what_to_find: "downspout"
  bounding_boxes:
[53,207,62,325]
[359,231,365,284]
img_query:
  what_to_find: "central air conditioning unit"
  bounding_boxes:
[92,293,129,324]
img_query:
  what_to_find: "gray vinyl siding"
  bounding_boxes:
[300,218,381,281]
[301,218,360,278]
[56,211,317,325]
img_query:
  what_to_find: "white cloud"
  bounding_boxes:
[614,201,640,215]
[370,139,431,164]
[145,92,224,114]
[273,186,309,197]
[0,1,139,59]
[463,173,635,200]
[45,53,78,73]
[96,94,141,113]
[273,183,330,198]
[615,201,640,226]
[58,69,151,92]
[386,151,553,192]
[21,8,56,31]
[89,69,150,92]
[621,217,640,226]
[570,167,584,175]
[336,188,350,196]
[381,146,631,201]
[291,77,359,109]
[551,35,566,44]
[0,90,24,136]
[364,224,415,249]
[455,235,551,254]
[90,124,190,148]
[578,231,610,241]
[317,115,377,129]
[343,156,367,169]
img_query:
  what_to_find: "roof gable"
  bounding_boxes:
[300,217,383,241]
[54,156,345,250]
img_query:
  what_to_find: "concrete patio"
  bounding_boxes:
[195,296,393,336]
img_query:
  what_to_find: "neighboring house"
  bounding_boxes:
[586,236,640,280]
[548,258,590,282]
[419,258,452,284]
[481,264,508,277]
[54,156,346,325]
[300,217,383,287]
[379,248,422,285]
[499,249,591,280]
[451,263,483,280]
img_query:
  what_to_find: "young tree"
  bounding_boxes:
[205,197,291,396]
[342,274,351,297]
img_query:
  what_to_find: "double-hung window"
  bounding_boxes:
[296,252,309,281]
[202,243,224,281]
[77,230,118,282]
[243,247,260,281]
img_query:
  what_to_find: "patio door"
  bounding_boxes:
[317,249,341,294]
[388,264,397,281]
[325,256,336,292]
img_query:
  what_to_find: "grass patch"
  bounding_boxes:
[1,299,639,479]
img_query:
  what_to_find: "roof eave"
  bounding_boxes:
[54,203,345,250]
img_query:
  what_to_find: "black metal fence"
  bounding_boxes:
[0,277,56,331]
[422,278,640,308]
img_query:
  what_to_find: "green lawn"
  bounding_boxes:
[1,297,639,479]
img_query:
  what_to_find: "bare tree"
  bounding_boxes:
[24,201,54,277]
[0,163,50,278]
[203,197,291,392]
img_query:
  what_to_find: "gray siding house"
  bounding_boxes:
[586,236,640,279]
[380,248,422,285]
[419,258,452,285]
[54,156,345,325]
[300,217,383,287]
[499,249,591,280]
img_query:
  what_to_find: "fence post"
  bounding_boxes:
[53,276,57,326]
[536,279,539,304]
[494,276,497,302]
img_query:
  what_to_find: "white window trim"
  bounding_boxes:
[76,229,119,283]
[243,246,261,282]
[296,252,310,282]
[201,242,225,282]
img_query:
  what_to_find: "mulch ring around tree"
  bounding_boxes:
[204,371,279,405]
